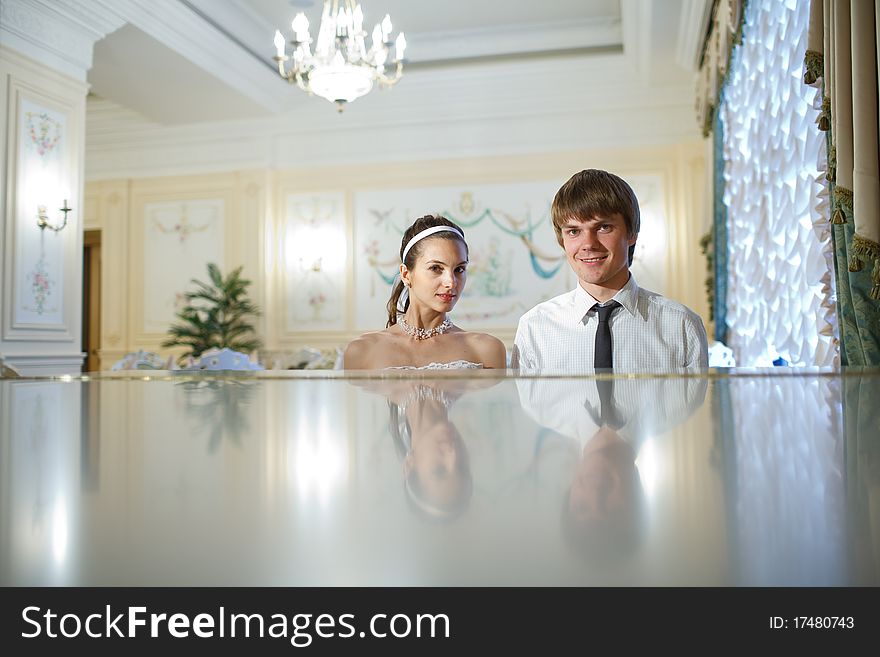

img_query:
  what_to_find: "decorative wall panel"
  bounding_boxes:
[142,199,224,334]
[14,99,66,325]
[283,193,346,332]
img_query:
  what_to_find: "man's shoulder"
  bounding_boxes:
[637,287,703,323]
[518,289,576,324]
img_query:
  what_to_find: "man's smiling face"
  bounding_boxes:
[560,213,637,301]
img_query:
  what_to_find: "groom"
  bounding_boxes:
[512,169,708,371]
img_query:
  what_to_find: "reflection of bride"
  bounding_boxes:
[390,385,472,519]
[352,378,499,520]
[517,376,707,560]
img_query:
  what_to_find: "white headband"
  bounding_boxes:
[401,226,465,263]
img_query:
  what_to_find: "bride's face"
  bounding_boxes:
[401,238,468,314]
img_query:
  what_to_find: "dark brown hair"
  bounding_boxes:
[551,169,640,264]
[386,215,467,327]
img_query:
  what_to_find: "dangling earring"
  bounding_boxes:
[397,277,411,313]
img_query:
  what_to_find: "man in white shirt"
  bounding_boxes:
[512,169,709,371]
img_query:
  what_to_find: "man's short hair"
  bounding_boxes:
[551,169,641,264]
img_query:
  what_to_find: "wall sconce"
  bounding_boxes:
[288,223,343,274]
[36,199,71,232]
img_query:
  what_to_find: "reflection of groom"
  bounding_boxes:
[517,376,707,559]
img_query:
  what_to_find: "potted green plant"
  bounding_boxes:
[162,263,262,364]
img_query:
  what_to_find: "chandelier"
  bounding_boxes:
[273,0,406,111]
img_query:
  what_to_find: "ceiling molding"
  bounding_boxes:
[85,75,699,180]
[618,0,643,79]
[630,0,654,81]
[374,18,621,64]
[97,0,285,112]
[85,102,700,181]
[184,0,273,59]
[676,0,713,71]
[0,0,123,79]
[87,51,690,138]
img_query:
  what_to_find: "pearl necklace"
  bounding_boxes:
[399,316,452,340]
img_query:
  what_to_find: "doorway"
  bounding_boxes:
[82,230,102,372]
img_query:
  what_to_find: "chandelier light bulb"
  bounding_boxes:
[371,23,383,49]
[273,1,405,110]
[336,7,348,35]
[292,13,309,38]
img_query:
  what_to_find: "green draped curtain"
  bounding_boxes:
[712,110,729,344]
[806,0,880,365]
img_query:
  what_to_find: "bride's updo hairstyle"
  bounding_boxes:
[386,215,467,328]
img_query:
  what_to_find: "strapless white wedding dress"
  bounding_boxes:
[385,360,483,370]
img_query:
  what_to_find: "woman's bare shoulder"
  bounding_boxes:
[457,330,507,368]
[458,330,504,347]
[344,329,402,369]
[347,330,391,346]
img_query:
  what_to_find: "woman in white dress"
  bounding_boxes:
[343,215,506,370]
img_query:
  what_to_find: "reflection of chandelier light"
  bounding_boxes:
[273,0,406,112]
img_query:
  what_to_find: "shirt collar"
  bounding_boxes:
[571,274,640,322]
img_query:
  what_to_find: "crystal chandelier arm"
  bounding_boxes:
[274,29,295,80]
[293,70,311,94]
[275,55,289,78]
[376,59,403,86]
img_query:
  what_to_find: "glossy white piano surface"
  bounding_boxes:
[0,369,876,586]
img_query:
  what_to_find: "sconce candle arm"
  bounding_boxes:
[36,199,72,233]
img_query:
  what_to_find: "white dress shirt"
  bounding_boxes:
[515,376,708,446]
[512,275,709,372]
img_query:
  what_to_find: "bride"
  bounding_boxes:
[343,215,507,370]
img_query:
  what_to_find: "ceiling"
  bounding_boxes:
[86,0,708,126]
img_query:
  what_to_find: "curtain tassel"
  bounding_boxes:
[818,96,831,131]
[832,187,853,224]
[804,50,823,85]
[826,145,836,182]
[849,255,863,272]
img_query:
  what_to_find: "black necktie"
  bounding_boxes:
[583,379,624,429]
[594,301,621,370]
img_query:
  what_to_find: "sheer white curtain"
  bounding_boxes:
[721,0,836,366]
